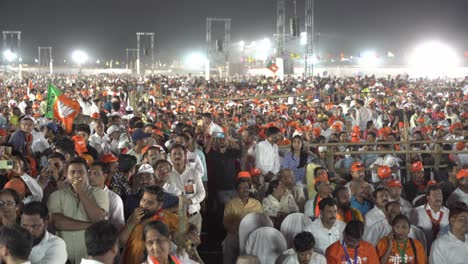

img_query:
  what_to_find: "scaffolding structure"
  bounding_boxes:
[136,32,155,74]
[206,17,231,78]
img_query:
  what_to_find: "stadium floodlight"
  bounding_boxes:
[358,51,381,67]
[184,52,207,68]
[72,50,88,65]
[408,41,460,69]
[300,32,307,45]
[3,50,17,62]
[239,41,245,51]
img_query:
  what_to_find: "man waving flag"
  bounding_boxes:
[46,84,81,133]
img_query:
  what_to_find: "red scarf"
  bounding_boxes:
[425,205,443,238]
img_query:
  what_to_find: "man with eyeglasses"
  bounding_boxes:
[48,157,109,264]
[0,189,21,226]
[88,162,125,230]
[21,201,67,264]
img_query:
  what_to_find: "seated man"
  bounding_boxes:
[333,186,363,223]
[0,225,33,264]
[21,201,68,264]
[282,232,326,264]
[81,221,119,264]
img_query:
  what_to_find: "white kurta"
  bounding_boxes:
[409,204,450,251]
[430,232,468,264]
[255,140,281,175]
[446,188,468,209]
[363,218,427,249]
[364,207,385,229]
[304,218,345,254]
[30,231,68,264]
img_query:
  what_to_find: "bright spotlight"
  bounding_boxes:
[408,41,460,69]
[184,52,207,68]
[239,41,245,51]
[72,50,88,65]
[300,32,307,45]
[3,50,17,62]
[358,51,381,67]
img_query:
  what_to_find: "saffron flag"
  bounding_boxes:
[53,93,81,134]
[45,84,62,119]
[266,61,279,73]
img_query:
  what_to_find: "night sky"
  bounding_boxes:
[0,0,466,64]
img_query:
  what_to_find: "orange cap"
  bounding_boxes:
[427,180,438,186]
[416,117,425,123]
[101,153,118,163]
[387,179,402,188]
[456,168,468,180]
[4,177,26,197]
[350,136,360,143]
[249,168,262,177]
[378,166,392,179]
[456,141,465,151]
[351,162,365,172]
[237,171,251,179]
[410,161,423,172]
[91,112,100,119]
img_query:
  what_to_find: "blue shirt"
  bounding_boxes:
[350,196,373,216]
[280,151,311,183]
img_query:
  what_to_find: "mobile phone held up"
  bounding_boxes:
[213,132,225,139]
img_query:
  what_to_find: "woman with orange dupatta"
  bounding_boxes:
[142,220,181,264]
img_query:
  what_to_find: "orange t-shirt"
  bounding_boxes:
[326,240,380,264]
[376,237,427,264]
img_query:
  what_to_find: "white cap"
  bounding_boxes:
[137,163,154,175]
[106,125,120,135]
[318,146,327,152]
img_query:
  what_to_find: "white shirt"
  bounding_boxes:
[281,249,327,264]
[356,106,373,131]
[255,140,281,175]
[262,194,299,218]
[409,204,450,251]
[29,231,68,264]
[208,121,223,135]
[104,186,125,230]
[446,188,468,209]
[166,166,205,214]
[363,219,427,248]
[88,133,111,156]
[168,150,204,176]
[430,231,468,264]
[80,259,104,264]
[304,218,345,254]
[364,207,385,229]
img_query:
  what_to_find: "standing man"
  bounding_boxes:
[202,113,223,136]
[48,157,109,264]
[21,202,67,264]
[409,185,450,252]
[166,144,205,233]
[81,221,119,264]
[255,126,282,180]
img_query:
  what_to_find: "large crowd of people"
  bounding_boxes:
[0,71,467,264]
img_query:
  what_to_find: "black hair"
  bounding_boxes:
[313,167,327,178]
[90,161,110,174]
[175,133,190,143]
[21,201,49,220]
[85,221,119,257]
[344,220,364,240]
[293,232,315,253]
[154,159,172,170]
[425,184,442,197]
[449,202,468,220]
[265,179,281,197]
[47,152,66,161]
[0,188,21,205]
[170,143,187,153]
[318,197,337,210]
[367,131,376,138]
[54,138,77,159]
[391,214,411,228]
[75,124,91,135]
[0,226,32,260]
[202,113,213,120]
[68,157,89,170]
[332,186,347,200]
[236,177,251,189]
[142,220,170,241]
[372,187,388,199]
[385,201,401,213]
[143,185,165,202]
[11,150,28,172]
[366,120,374,130]
[118,154,137,173]
[265,126,281,137]
[290,135,308,168]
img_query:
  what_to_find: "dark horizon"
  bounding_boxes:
[1,0,466,65]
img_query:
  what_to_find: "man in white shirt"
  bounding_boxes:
[81,221,119,264]
[21,201,67,264]
[446,168,468,208]
[167,133,205,176]
[281,232,326,264]
[255,126,282,180]
[88,162,125,230]
[363,201,426,248]
[365,187,389,229]
[166,144,206,232]
[355,99,373,131]
[202,112,223,136]
[430,202,468,264]
[386,179,413,216]
[409,185,450,252]
[0,225,33,264]
[304,198,345,254]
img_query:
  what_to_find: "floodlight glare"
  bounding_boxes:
[184,52,207,68]
[358,51,381,67]
[3,50,17,62]
[408,41,460,69]
[72,50,88,65]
